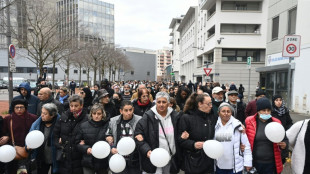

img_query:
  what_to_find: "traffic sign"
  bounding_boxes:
[283,35,301,57]
[170,72,175,75]
[9,58,16,72]
[9,44,16,58]
[203,68,212,76]
[247,57,251,69]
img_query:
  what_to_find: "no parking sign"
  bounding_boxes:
[282,35,301,57]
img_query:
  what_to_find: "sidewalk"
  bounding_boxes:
[0,100,9,117]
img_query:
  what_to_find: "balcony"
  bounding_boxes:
[169,38,174,44]
[200,0,216,10]
[169,31,173,36]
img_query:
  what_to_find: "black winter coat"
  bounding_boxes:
[76,119,109,170]
[134,109,181,173]
[132,99,153,117]
[229,102,246,124]
[104,102,117,118]
[53,109,88,174]
[271,108,293,131]
[178,109,217,174]
[37,96,64,116]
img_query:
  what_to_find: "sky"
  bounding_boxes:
[101,0,198,50]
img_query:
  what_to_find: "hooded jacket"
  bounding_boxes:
[134,106,181,173]
[10,82,40,115]
[215,116,252,173]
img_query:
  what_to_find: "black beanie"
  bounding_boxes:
[256,97,271,111]
[255,90,266,97]
[11,99,28,110]
[272,94,282,102]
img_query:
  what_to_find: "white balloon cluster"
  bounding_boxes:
[92,141,111,159]
[0,130,45,163]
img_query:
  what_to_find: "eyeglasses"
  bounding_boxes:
[15,106,25,110]
[202,102,212,106]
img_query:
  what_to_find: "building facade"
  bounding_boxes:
[177,6,198,84]
[256,0,310,113]
[156,47,172,81]
[169,16,183,82]
[122,47,156,81]
[57,0,114,43]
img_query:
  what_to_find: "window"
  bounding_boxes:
[272,16,279,40]
[83,70,86,74]
[208,4,216,18]
[221,24,260,34]
[222,49,261,62]
[207,25,215,38]
[131,71,134,75]
[288,7,297,34]
[147,71,150,76]
[74,70,78,74]
[65,69,68,73]
[221,1,261,11]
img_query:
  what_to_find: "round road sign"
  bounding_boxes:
[286,44,297,54]
[9,44,16,58]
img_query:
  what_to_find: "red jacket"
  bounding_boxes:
[245,114,283,174]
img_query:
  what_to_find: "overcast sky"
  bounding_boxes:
[101,0,198,50]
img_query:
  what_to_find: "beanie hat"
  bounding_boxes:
[218,102,234,113]
[256,97,272,111]
[11,99,28,110]
[255,90,266,97]
[272,94,282,102]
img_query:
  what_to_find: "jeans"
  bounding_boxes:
[215,166,242,174]
[254,162,276,174]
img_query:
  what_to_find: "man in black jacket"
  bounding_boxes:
[134,92,180,174]
[53,95,88,174]
[227,90,246,123]
[37,87,64,116]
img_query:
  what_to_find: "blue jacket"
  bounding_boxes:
[29,114,60,173]
[10,82,40,115]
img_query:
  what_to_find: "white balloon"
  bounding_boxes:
[0,145,16,163]
[117,137,136,156]
[92,141,110,159]
[109,154,126,173]
[203,140,224,159]
[26,130,45,149]
[265,122,285,143]
[150,148,170,167]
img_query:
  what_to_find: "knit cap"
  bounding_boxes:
[256,97,272,111]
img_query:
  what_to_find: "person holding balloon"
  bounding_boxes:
[214,102,252,174]
[134,92,181,174]
[0,99,37,174]
[28,103,60,174]
[53,95,88,174]
[177,93,217,174]
[286,118,310,174]
[245,97,288,174]
[75,103,110,174]
[106,100,142,174]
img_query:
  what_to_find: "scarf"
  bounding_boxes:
[59,95,68,104]
[137,99,150,107]
[71,109,83,118]
[40,116,57,146]
[274,104,286,117]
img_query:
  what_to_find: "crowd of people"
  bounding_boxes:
[0,79,308,174]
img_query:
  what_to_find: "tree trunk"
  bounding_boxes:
[66,62,70,85]
[87,68,90,87]
[93,60,97,86]
[52,56,56,90]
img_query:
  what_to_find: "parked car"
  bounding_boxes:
[0,80,8,89]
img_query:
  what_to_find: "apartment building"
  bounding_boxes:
[256,0,310,113]
[156,48,172,81]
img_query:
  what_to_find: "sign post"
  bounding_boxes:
[282,35,301,109]
[247,57,251,102]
